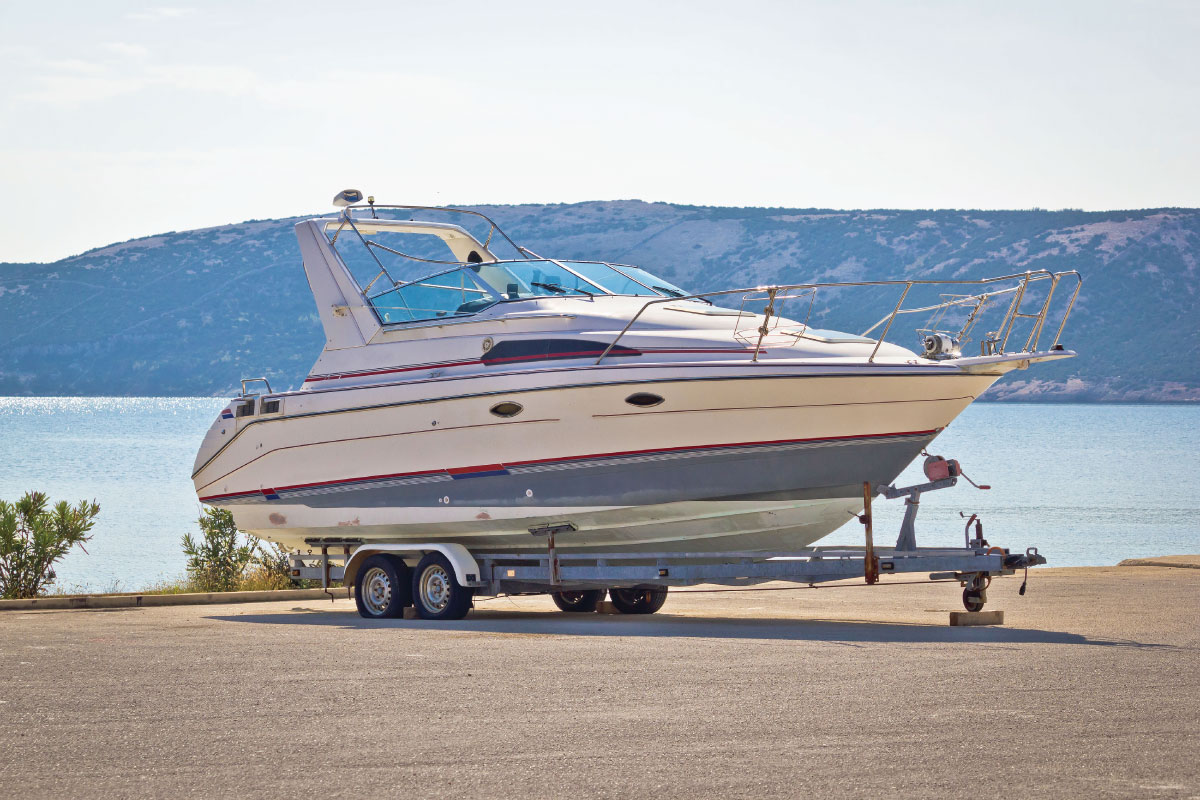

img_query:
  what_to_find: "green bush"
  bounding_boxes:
[240,540,295,591]
[181,507,296,593]
[0,491,100,599]
[182,507,256,592]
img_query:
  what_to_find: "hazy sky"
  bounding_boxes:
[1,0,1197,262]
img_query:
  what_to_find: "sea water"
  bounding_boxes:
[1,397,1197,591]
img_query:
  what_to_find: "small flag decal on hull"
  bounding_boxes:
[261,488,281,500]
[221,408,234,420]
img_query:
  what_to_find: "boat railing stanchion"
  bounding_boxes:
[859,482,879,585]
[868,283,912,363]
[752,287,779,362]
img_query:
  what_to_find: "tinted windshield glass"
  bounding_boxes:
[369,267,500,324]
[560,261,660,295]
[607,264,690,297]
[477,260,605,298]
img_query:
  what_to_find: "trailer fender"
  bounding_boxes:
[343,543,484,589]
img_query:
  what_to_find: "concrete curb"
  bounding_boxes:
[0,587,352,612]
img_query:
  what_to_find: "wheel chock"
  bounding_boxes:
[595,600,620,615]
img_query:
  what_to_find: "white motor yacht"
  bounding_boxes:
[192,192,1080,555]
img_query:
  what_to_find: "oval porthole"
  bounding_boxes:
[490,401,524,418]
[625,392,664,408]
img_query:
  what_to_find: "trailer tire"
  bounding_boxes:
[551,589,604,613]
[609,587,668,615]
[412,553,473,620]
[354,554,410,619]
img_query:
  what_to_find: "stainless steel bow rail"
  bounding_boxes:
[595,269,1082,365]
[289,461,1047,617]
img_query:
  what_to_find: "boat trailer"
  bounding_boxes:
[288,454,1046,619]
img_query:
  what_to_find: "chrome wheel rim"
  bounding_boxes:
[419,565,452,612]
[361,566,392,616]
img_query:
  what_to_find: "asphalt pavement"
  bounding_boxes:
[1,564,1197,798]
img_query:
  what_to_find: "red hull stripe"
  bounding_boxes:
[198,429,936,503]
[447,464,509,478]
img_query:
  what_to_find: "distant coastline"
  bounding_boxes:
[3,201,1198,401]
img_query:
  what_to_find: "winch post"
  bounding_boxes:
[861,482,879,584]
[882,458,964,551]
[895,491,920,551]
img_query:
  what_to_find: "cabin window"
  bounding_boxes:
[625,392,664,408]
[489,401,524,418]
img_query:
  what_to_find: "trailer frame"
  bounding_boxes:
[287,464,1046,617]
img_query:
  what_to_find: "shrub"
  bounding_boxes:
[240,540,294,591]
[181,507,296,593]
[0,491,100,599]
[182,507,256,593]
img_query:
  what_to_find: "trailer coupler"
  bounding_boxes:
[1004,547,1047,571]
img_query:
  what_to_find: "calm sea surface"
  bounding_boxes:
[1,397,1197,591]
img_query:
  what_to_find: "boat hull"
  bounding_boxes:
[195,367,997,552]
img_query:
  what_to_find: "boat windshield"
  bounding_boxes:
[365,259,693,324]
[475,260,606,298]
[324,211,693,324]
[368,266,502,324]
[559,261,686,296]
[552,262,676,297]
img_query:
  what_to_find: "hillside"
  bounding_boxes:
[2,202,1198,401]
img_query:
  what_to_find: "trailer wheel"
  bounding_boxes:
[609,587,668,615]
[551,589,604,613]
[355,555,410,619]
[412,553,473,620]
[962,587,987,612]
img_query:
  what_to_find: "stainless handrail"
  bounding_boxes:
[1049,272,1082,349]
[860,286,1020,337]
[594,269,1081,365]
[239,377,273,397]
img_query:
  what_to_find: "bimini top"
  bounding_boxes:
[322,199,694,327]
